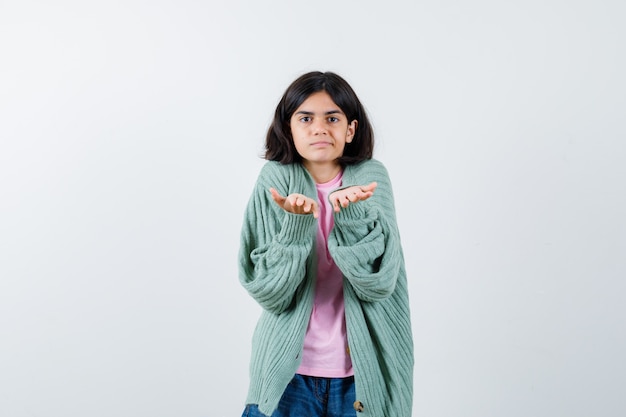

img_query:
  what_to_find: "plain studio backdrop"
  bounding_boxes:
[1,1,624,416]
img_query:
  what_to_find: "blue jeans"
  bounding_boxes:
[242,374,357,417]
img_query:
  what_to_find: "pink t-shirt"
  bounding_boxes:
[297,171,353,377]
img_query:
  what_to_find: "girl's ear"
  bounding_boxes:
[346,120,358,143]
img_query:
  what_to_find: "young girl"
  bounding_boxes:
[239,71,413,417]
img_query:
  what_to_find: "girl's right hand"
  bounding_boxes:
[269,188,320,218]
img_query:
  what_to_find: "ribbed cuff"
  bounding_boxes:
[276,212,317,244]
[334,201,369,224]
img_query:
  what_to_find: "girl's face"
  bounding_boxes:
[289,91,357,173]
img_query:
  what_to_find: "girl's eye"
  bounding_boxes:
[300,116,311,122]
[328,117,339,123]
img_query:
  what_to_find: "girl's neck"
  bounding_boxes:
[303,161,342,184]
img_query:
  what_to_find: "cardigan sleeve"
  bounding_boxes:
[328,161,403,302]
[238,164,317,314]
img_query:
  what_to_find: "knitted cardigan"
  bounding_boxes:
[239,159,413,417]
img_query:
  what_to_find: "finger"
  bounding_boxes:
[295,195,306,207]
[286,194,299,208]
[360,190,374,200]
[312,203,320,218]
[306,201,319,218]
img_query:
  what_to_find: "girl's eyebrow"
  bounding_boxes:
[294,109,344,116]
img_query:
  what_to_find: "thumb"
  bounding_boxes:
[269,188,284,204]
[364,182,378,192]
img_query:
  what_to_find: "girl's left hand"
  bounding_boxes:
[329,182,377,213]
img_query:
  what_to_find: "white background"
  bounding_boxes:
[1,1,625,416]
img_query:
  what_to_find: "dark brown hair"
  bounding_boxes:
[264,71,374,165]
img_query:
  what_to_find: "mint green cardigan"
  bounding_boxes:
[239,159,413,417]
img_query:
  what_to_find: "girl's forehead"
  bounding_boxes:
[296,91,343,112]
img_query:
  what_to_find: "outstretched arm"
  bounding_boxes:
[238,165,317,314]
[328,168,403,302]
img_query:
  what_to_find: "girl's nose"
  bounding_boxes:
[312,119,328,134]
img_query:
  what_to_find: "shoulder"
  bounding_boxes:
[349,158,388,174]
[344,158,391,184]
[345,159,397,213]
[256,161,291,186]
[258,160,287,176]
[258,161,310,176]
[255,161,311,196]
